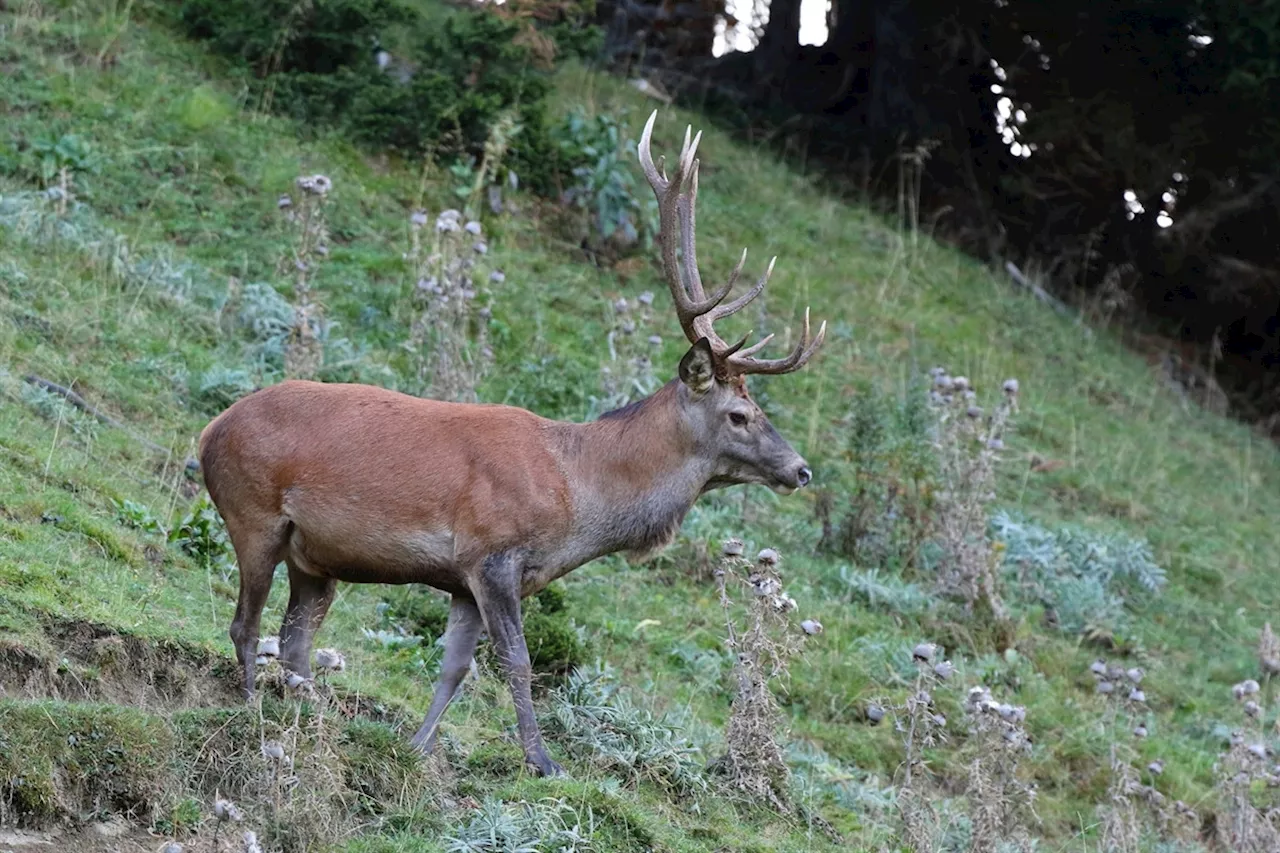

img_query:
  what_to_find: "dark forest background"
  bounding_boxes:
[597,0,1280,433]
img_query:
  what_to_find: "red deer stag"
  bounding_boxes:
[198,110,826,777]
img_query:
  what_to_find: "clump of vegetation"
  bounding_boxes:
[1214,672,1280,849]
[280,173,334,380]
[549,662,707,797]
[992,512,1167,636]
[553,107,658,263]
[928,368,1021,617]
[711,540,813,810]
[815,376,935,572]
[178,0,566,183]
[384,584,583,675]
[961,684,1037,852]
[1085,657,1194,851]
[442,796,601,853]
[403,208,503,402]
[885,640,955,850]
[118,493,235,580]
[595,291,662,414]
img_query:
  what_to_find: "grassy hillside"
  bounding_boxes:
[3,1,1280,851]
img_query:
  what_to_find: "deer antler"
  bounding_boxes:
[637,110,826,379]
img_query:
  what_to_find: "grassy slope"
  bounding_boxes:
[2,1,1279,850]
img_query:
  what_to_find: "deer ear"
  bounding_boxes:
[679,338,717,394]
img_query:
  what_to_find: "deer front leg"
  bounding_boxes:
[473,551,563,777]
[409,595,483,754]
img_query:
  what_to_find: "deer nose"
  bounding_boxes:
[796,465,812,487]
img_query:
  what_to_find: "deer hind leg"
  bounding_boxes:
[224,517,288,699]
[279,561,338,679]
[409,595,483,754]
[472,552,563,777]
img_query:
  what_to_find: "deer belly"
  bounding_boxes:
[284,523,465,590]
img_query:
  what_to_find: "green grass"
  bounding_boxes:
[2,1,1279,850]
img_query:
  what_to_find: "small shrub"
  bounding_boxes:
[593,291,662,415]
[1215,676,1280,851]
[961,685,1037,853]
[838,565,934,615]
[553,108,658,262]
[928,368,1021,617]
[442,797,600,853]
[279,174,334,380]
[815,376,935,573]
[189,364,256,414]
[403,208,503,402]
[992,512,1167,636]
[170,493,234,580]
[711,541,811,810]
[549,662,706,797]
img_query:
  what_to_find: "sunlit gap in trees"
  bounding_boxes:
[711,0,830,56]
[988,59,1033,159]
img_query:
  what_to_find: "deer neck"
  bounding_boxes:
[554,381,711,559]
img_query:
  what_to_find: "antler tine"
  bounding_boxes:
[727,308,829,376]
[709,253,771,321]
[637,110,667,192]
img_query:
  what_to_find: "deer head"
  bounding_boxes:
[637,110,827,494]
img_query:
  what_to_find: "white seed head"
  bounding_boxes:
[255,655,269,666]
[1245,700,1261,718]
[931,713,947,727]
[933,660,955,680]
[161,843,184,853]
[1125,667,1144,684]
[613,297,629,313]
[1147,759,1164,775]
[1133,725,1148,739]
[722,538,745,557]
[638,291,655,306]
[1090,659,1108,677]
[1248,743,1269,760]
[262,740,286,761]
[912,642,937,663]
[1003,378,1019,395]
[286,672,311,690]
[952,376,970,391]
[1128,688,1146,703]
[257,636,280,658]
[756,548,780,566]
[800,619,824,636]
[1230,730,1245,747]
[934,375,954,391]
[1096,680,1115,695]
[464,220,482,235]
[866,704,885,724]
[315,648,345,671]
[1234,679,1261,700]
[987,438,1005,451]
[214,798,243,823]
[966,405,983,419]
[489,270,506,284]
[749,575,779,596]
[998,703,1017,721]
[648,334,663,346]
[242,830,263,853]
[473,240,488,255]
[915,689,932,706]
[277,194,292,209]
[410,210,428,227]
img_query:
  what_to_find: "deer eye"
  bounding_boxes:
[728,411,749,427]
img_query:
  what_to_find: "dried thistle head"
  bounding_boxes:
[1260,622,1280,675]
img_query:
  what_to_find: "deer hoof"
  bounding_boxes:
[527,752,564,778]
